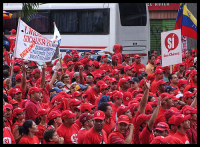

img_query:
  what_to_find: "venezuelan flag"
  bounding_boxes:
[174,3,185,30]
[3,11,12,19]
[182,4,197,39]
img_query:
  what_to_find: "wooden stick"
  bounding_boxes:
[170,65,172,74]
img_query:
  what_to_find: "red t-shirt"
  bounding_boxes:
[45,66,52,75]
[100,63,112,73]
[186,123,197,144]
[173,130,190,144]
[18,135,39,144]
[11,120,23,133]
[34,124,47,142]
[24,98,42,121]
[103,117,116,137]
[132,111,141,144]
[185,57,194,70]
[85,87,99,105]
[77,127,88,144]
[111,104,119,122]
[170,84,181,96]
[132,63,146,76]
[3,128,16,144]
[153,107,166,128]
[139,125,154,144]
[150,79,158,93]
[83,127,107,144]
[8,35,16,50]
[56,123,78,144]
[113,52,122,64]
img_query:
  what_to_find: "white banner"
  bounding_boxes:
[14,18,57,62]
[161,29,182,67]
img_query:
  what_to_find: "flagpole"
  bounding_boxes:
[10,17,21,87]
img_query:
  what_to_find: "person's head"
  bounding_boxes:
[84,65,92,74]
[101,55,108,63]
[112,69,120,81]
[186,49,192,58]
[168,73,178,85]
[18,120,39,136]
[116,115,130,135]
[119,78,129,90]
[79,113,94,129]
[164,86,177,95]
[183,91,195,105]
[93,110,105,132]
[84,51,90,58]
[151,50,157,58]
[154,122,169,137]
[100,84,110,95]
[109,78,117,91]
[49,89,57,98]
[31,68,41,79]
[10,29,16,35]
[28,87,43,101]
[174,114,191,131]
[157,79,167,93]
[155,69,164,80]
[113,91,123,106]
[183,106,197,123]
[47,111,62,127]
[43,128,59,143]
[148,55,155,65]
[97,102,112,118]
[61,110,76,127]
[14,88,22,101]
[12,107,25,121]
[3,115,7,128]
[35,109,48,125]
[179,62,186,71]
[86,73,94,84]
[124,54,131,62]
[61,73,70,84]
[134,55,141,64]
[124,66,133,76]
[160,93,173,109]
[130,77,139,90]
[4,104,13,118]
[136,113,151,129]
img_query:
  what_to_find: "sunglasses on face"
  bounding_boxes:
[64,76,70,78]
[15,92,22,95]
[87,76,93,78]
[3,120,7,123]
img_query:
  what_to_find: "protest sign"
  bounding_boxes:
[161,29,182,67]
[14,18,57,62]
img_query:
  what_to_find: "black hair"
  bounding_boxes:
[119,67,125,75]
[151,50,156,54]
[35,117,41,125]
[148,55,155,60]
[137,74,143,82]
[43,128,56,143]
[84,51,90,55]
[148,95,154,102]
[3,70,9,78]
[3,64,10,70]
[3,93,8,103]
[49,89,57,96]
[84,64,91,71]
[97,55,101,62]
[188,87,196,93]
[168,73,175,82]
[97,102,110,112]
[187,49,193,56]
[18,120,33,135]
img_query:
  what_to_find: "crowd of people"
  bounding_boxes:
[3,29,197,144]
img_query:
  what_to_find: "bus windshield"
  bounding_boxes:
[118,3,147,26]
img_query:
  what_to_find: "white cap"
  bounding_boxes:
[176,93,183,98]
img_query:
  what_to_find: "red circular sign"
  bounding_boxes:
[165,33,179,52]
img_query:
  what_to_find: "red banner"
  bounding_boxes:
[147,3,180,11]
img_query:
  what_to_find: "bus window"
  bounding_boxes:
[50,10,78,33]
[118,3,147,26]
[78,9,109,34]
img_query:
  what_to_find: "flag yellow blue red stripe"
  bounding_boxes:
[174,3,184,30]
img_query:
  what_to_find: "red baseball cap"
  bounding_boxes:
[100,84,110,91]
[69,98,82,107]
[183,106,197,115]
[123,92,132,106]
[179,61,185,66]
[103,76,110,81]
[48,111,61,120]
[4,104,13,110]
[190,69,197,77]
[184,70,191,77]
[61,110,76,119]
[157,79,167,87]
[12,107,24,117]
[79,113,93,124]
[154,60,161,65]
[109,77,117,83]
[112,69,120,75]
[116,105,130,117]
[93,110,105,120]
[145,103,152,114]
[174,114,191,126]
[14,88,22,94]
[63,54,72,60]
[124,54,130,58]
[162,66,170,70]
[119,78,128,87]
[124,66,132,72]
[28,87,42,95]
[74,62,84,67]
[160,93,173,101]
[37,109,48,118]
[13,65,20,72]
[112,55,119,60]
[154,68,164,75]
[134,54,141,59]
[15,74,22,81]
[91,60,99,67]
[10,29,16,34]
[31,68,40,75]
[72,49,79,54]
[155,122,169,131]
[139,79,148,87]
[96,80,105,86]
[73,54,80,58]
[164,109,180,120]
[113,91,123,100]
[94,73,103,80]
[66,61,74,66]
[9,99,18,105]
[90,50,95,54]
[177,79,187,88]
[80,103,91,112]
[101,54,108,59]
[136,113,152,126]
[183,91,195,101]
[167,114,176,125]
[132,89,143,97]
[72,91,82,97]
[117,115,129,124]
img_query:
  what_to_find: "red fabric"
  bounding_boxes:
[18,135,39,144]
[139,125,154,144]
[45,66,52,75]
[182,25,197,39]
[77,128,88,144]
[185,57,194,70]
[103,117,116,137]
[170,84,181,95]
[113,52,122,64]
[150,79,158,93]
[185,123,197,144]
[35,124,46,141]
[24,98,42,121]
[3,127,16,144]
[56,123,78,144]
[132,63,145,76]
[153,107,166,128]
[173,130,190,144]
[83,127,107,144]
[11,120,23,133]
[107,131,125,144]
[100,63,112,73]
[85,87,99,105]
[132,111,141,144]
[7,35,16,50]
[79,58,91,66]
[74,119,82,131]
[111,104,119,122]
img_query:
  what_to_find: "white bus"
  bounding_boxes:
[3,3,150,64]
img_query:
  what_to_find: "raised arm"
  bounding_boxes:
[21,64,26,92]
[40,63,47,88]
[48,64,59,89]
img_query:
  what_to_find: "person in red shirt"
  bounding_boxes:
[173,114,191,144]
[43,128,64,144]
[119,78,129,93]
[97,102,115,137]
[127,77,140,93]
[150,68,164,93]
[77,113,94,144]
[30,68,41,86]
[131,54,145,76]
[83,110,108,144]
[100,55,112,73]
[7,29,16,52]
[62,54,72,68]
[112,91,123,122]
[79,51,92,66]
[25,87,43,121]
[185,50,194,70]
[3,115,16,144]
[167,115,178,136]
[153,93,173,128]
[155,79,167,97]
[4,104,13,131]
[56,110,79,144]
[168,73,181,95]
[184,70,197,93]
[18,120,40,144]
[107,115,134,144]
[183,106,197,144]
[46,111,62,130]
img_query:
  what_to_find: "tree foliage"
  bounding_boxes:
[21,3,40,22]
